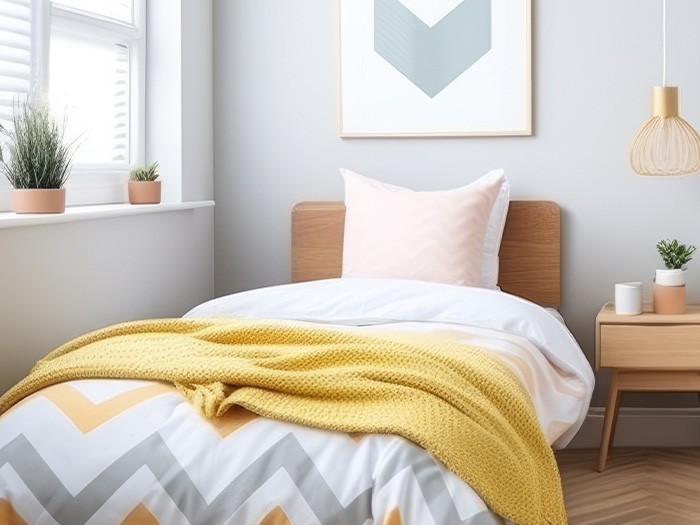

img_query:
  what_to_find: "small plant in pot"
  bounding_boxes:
[0,98,78,213]
[653,239,696,314]
[128,161,161,204]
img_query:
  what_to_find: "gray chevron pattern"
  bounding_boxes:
[0,430,496,524]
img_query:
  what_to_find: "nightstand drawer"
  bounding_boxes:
[600,325,700,368]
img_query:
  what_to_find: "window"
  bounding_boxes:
[0,0,144,210]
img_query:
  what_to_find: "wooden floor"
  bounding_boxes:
[555,448,700,524]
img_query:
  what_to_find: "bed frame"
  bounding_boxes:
[291,200,560,307]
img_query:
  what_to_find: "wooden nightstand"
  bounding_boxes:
[595,302,700,471]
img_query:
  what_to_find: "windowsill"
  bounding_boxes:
[0,200,215,229]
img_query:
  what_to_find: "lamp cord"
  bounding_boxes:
[662,0,667,86]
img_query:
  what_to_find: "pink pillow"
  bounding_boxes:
[341,168,505,287]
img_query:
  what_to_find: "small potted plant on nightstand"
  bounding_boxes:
[128,161,161,204]
[0,98,78,213]
[653,238,696,314]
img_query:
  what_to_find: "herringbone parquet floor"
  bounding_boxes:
[555,448,700,524]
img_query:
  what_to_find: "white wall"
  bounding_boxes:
[0,210,214,395]
[0,0,215,395]
[148,0,214,203]
[212,0,700,432]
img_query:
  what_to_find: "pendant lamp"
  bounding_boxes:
[629,0,700,176]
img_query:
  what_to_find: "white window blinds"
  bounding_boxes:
[0,0,32,129]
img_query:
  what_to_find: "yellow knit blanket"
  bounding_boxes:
[0,318,566,525]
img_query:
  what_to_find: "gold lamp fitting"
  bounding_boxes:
[629,86,700,176]
[651,86,679,117]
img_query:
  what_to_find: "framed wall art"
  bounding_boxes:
[338,0,531,137]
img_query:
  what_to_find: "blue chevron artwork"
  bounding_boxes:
[339,0,531,136]
[374,0,492,98]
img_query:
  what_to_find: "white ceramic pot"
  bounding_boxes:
[655,268,685,286]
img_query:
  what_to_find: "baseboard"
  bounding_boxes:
[565,407,700,448]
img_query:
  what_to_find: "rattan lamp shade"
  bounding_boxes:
[629,86,700,176]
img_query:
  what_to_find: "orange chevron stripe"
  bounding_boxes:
[257,505,292,525]
[381,508,405,525]
[121,503,159,525]
[0,499,28,525]
[30,382,177,434]
[209,404,260,438]
[8,379,262,438]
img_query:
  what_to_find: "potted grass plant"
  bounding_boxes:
[0,98,77,214]
[653,239,696,314]
[128,161,161,204]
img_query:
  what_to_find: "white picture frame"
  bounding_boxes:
[338,0,532,137]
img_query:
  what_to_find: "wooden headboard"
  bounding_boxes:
[291,200,561,307]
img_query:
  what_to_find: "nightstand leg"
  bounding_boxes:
[598,370,622,472]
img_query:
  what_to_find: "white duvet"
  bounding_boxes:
[0,277,592,524]
[186,277,594,448]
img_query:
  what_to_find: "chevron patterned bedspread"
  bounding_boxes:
[1,378,516,525]
[0,279,595,525]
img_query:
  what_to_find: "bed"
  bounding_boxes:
[0,172,594,525]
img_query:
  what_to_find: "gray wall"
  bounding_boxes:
[212,0,700,420]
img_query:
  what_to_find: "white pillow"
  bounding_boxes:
[480,173,510,289]
[341,168,508,287]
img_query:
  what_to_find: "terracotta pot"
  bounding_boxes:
[11,188,66,214]
[652,283,686,314]
[128,181,161,204]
